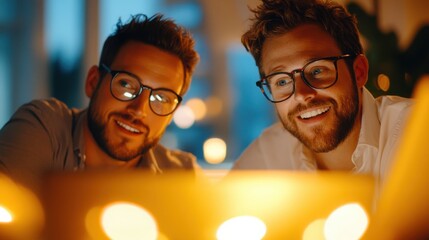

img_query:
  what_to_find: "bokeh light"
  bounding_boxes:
[157,232,170,240]
[205,96,223,118]
[173,105,195,129]
[203,137,227,164]
[377,74,390,92]
[101,201,158,240]
[0,205,13,223]
[160,131,179,149]
[324,203,369,240]
[0,174,44,239]
[216,215,266,240]
[85,206,105,239]
[186,98,207,120]
[302,218,326,240]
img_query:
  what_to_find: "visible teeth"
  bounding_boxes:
[116,121,141,133]
[300,107,329,119]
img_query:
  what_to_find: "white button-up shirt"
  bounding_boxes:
[233,88,413,186]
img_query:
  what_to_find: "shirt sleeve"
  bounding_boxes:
[0,98,72,190]
[149,144,198,170]
[232,138,268,169]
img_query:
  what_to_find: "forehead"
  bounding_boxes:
[261,24,341,73]
[111,41,184,91]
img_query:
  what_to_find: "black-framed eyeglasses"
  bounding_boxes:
[256,54,356,103]
[101,64,182,116]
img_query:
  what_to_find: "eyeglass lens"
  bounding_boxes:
[261,58,338,102]
[111,72,180,116]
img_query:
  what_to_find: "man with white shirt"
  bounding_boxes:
[233,0,413,185]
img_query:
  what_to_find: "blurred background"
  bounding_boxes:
[0,0,428,169]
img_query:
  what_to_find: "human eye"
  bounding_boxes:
[118,79,133,89]
[114,74,139,90]
[269,74,292,88]
[306,60,333,80]
[111,73,140,99]
[276,79,291,87]
[309,67,325,78]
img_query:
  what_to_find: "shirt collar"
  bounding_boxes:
[357,87,380,148]
[138,147,163,173]
[72,109,87,170]
[352,87,380,171]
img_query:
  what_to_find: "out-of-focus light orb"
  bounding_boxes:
[205,96,223,118]
[173,105,195,129]
[324,203,369,240]
[216,215,266,240]
[203,138,227,164]
[157,232,169,240]
[85,206,106,239]
[101,201,158,240]
[160,131,178,149]
[377,74,390,92]
[0,174,44,239]
[186,98,207,120]
[302,218,326,240]
[0,206,13,223]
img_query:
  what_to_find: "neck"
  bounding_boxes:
[311,113,362,171]
[83,118,140,169]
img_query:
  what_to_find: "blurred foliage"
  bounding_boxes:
[347,2,429,97]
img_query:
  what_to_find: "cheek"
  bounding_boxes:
[278,100,293,111]
[148,116,172,136]
[331,81,355,102]
[91,89,124,117]
[275,102,292,119]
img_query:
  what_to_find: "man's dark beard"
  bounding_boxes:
[281,83,359,153]
[87,100,157,162]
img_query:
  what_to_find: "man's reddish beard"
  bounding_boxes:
[279,86,359,153]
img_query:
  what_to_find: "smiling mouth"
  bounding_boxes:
[116,120,142,133]
[299,106,330,119]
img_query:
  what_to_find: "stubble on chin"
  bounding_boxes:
[280,94,358,153]
[88,105,158,162]
[105,136,158,162]
[95,119,160,162]
[282,117,341,153]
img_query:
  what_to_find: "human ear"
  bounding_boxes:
[353,54,369,88]
[85,65,101,98]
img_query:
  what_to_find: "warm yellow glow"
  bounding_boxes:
[324,203,369,240]
[216,215,266,240]
[377,74,390,92]
[85,206,106,239]
[42,171,375,239]
[157,232,170,240]
[203,138,227,164]
[101,202,158,240]
[0,174,44,239]
[186,98,207,120]
[302,218,326,240]
[205,96,223,118]
[173,105,195,129]
[366,76,429,239]
[0,206,13,223]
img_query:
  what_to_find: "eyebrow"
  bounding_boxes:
[109,68,141,80]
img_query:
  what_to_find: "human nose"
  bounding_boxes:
[292,71,317,102]
[126,90,150,118]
